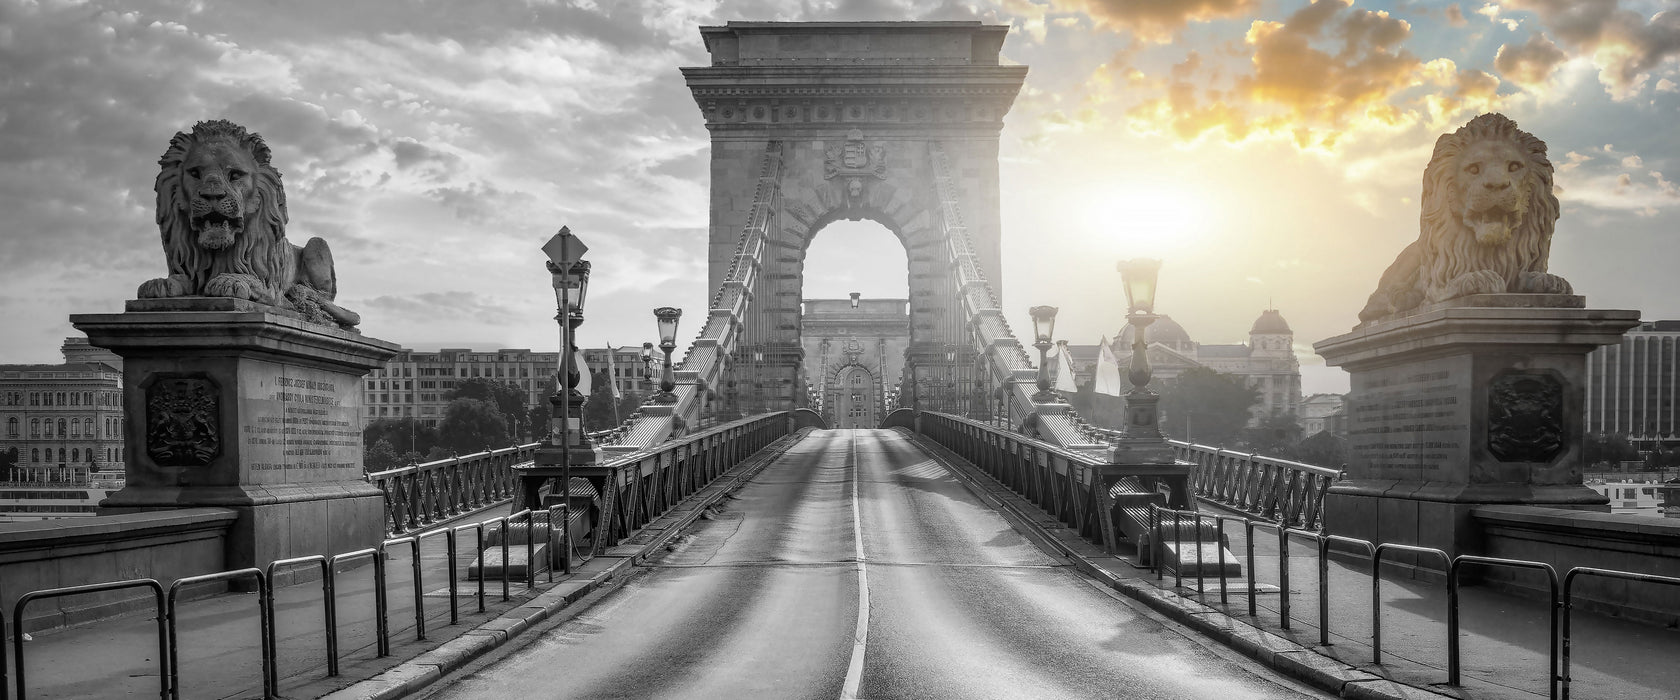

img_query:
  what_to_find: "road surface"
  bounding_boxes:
[430,429,1329,699]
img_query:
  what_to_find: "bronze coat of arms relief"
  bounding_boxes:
[144,373,222,467]
[1486,370,1564,464]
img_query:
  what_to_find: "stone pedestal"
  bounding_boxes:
[1313,295,1640,560]
[71,299,400,571]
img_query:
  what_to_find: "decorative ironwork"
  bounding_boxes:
[144,373,220,467]
[1488,371,1565,463]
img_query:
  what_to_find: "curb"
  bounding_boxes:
[319,430,808,700]
[900,431,1452,700]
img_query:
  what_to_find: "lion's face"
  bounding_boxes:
[1451,138,1533,246]
[179,137,262,251]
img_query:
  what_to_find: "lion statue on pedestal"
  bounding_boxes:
[1357,113,1571,324]
[138,119,359,329]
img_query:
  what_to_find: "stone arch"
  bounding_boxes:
[828,362,881,429]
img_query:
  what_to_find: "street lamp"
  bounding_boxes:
[653,308,682,404]
[850,291,861,309]
[1029,305,1060,403]
[640,342,655,389]
[1117,258,1162,440]
[527,226,596,514]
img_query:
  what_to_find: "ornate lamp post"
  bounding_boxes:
[640,342,655,390]
[527,226,596,511]
[1029,305,1060,403]
[653,308,682,404]
[1117,258,1163,440]
[849,291,861,309]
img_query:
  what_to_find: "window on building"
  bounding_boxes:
[70,392,79,406]
[70,418,79,438]
[29,392,38,406]
[71,448,79,462]
[56,392,66,405]
[57,419,66,437]
[57,448,65,464]
[5,417,15,437]
[31,448,39,463]
[30,419,38,438]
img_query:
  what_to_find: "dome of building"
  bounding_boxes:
[1250,309,1292,335]
[1117,314,1194,349]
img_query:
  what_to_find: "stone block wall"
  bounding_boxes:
[1473,504,1680,627]
[0,509,236,631]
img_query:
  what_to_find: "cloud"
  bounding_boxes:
[1054,0,1261,43]
[358,292,521,325]
[1494,32,1569,88]
[1117,0,1510,148]
[1446,4,1468,27]
[1498,0,1680,98]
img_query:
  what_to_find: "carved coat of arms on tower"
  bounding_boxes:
[144,373,221,467]
[825,129,888,210]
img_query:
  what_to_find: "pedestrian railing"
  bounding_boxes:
[368,443,537,535]
[1165,440,1340,529]
[1143,502,1679,700]
[0,412,799,699]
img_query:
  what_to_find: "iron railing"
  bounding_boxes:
[1166,440,1340,529]
[0,413,800,699]
[367,443,535,535]
[1141,502,1678,700]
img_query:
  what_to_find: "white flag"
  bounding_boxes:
[1054,341,1078,393]
[1095,336,1124,397]
[604,344,622,399]
[574,348,592,397]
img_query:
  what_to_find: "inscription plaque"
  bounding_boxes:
[238,360,365,484]
[1346,360,1469,479]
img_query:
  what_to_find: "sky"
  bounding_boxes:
[1,0,1677,397]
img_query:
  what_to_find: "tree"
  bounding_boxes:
[1159,367,1258,447]
[364,438,401,471]
[526,375,561,443]
[437,398,509,455]
[0,447,16,470]
[618,390,648,423]
[1295,430,1349,470]
[583,370,621,432]
[363,418,439,458]
[1583,432,1641,469]
[447,378,529,441]
[1245,412,1304,458]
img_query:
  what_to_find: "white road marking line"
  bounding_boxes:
[840,430,871,700]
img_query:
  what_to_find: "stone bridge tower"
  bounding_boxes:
[682,21,1026,412]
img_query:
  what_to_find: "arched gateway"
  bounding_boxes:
[682,22,1027,415]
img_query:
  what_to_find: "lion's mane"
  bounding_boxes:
[1416,113,1559,302]
[154,119,295,304]
[1357,113,1566,324]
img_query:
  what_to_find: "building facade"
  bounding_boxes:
[800,298,912,428]
[0,339,127,483]
[365,346,657,428]
[1586,320,1678,449]
[1109,309,1304,425]
[1299,393,1347,436]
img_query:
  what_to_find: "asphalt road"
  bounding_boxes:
[430,429,1330,699]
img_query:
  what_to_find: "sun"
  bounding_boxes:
[1074,182,1216,258]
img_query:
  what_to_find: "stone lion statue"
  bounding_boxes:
[1357,113,1571,324]
[138,119,359,328]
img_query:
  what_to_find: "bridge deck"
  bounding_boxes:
[427,429,1325,699]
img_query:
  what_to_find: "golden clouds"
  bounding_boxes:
[1055,0,1261,43]
[1497,0,1680,98]
[1117,0,1502,148]
[1494,33,1570,88]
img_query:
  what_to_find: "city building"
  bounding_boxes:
[366,346,657,428]
[1109,309,1304,425]
[0,338,127,485]
[1586,320,1678,449]
[1299,394,1346,436]
[800,298,911,428]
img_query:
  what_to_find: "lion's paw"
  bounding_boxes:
[204,274,262,301]
[1514,271,1573,295]
[1448,270,1508,298]
[137,275,190,299]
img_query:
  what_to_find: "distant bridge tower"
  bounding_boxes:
[682,21,1027,414]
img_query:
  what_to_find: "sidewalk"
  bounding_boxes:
[912,433,1680,700]
[12,430,804,700]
